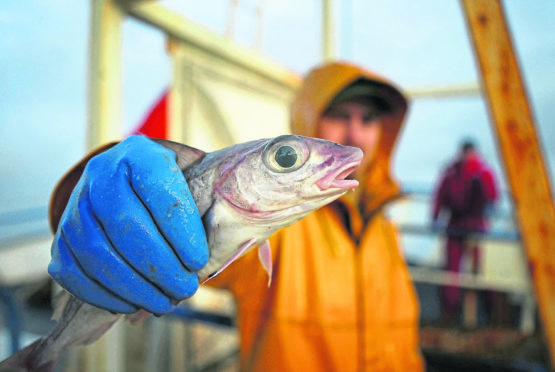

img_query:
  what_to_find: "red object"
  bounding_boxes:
[433,153,499,317]
[132,91,169,139]
[442,236,481,315]
[433,154,498,232]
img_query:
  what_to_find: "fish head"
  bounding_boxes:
[214,135,363,226]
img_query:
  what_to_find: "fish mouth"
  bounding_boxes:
[316,160,361,191]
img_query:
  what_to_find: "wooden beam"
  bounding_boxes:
[461,0,555,366]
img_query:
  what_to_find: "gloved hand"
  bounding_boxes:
[49,135,209,315]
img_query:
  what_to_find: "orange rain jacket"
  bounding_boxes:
[48,62,423,372]
[208,62,424,371]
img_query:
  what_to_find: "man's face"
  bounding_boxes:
[317,99,383,170]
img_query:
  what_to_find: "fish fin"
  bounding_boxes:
[258,239,273,287]
[79,318,120,346]
[201,238,257,284]
[125,309,152,325]
[150,138,206,171]
[0,339,60,372]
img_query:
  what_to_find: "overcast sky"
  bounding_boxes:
[1,0,553,218]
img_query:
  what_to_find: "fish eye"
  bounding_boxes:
[263,135,309,173]
[275,146,297,168]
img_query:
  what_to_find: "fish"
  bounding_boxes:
[0,134,362,371]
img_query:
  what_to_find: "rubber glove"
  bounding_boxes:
[48,135,209,315]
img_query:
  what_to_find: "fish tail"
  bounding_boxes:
[0,339,57,372]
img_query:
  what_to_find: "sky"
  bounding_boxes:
[0,0,554,222]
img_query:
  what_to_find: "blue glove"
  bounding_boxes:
[49,135,209,315]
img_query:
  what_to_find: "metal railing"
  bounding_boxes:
[0,186,536,369]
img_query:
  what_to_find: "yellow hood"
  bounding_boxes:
[290,61,408,219]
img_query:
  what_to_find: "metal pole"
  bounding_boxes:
[84,1,125,370]
[225,0,238,40]
[0,286,21,354]
[461,0,555,366]
[88,0,123,148]
[254,0,266,51]
[167,38,193,143]
[322,0,336,61]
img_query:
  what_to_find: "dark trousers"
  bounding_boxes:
[442,235,480,317]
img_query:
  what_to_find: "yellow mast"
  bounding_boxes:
[461,0,555,366]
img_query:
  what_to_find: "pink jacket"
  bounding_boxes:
[433,154,498,232]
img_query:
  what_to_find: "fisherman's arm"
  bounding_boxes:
[481,168,498,204]
[48,135,209,315]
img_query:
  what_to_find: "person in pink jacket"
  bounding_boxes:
[432,139,499,323]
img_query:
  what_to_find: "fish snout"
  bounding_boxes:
[316,145,363,191]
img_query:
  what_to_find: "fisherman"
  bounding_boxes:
[432,139,499,325]
[49,61,424,371]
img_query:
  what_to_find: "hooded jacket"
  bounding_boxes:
[48,62,423,372]
[208,62,423,371]
[432,152,498,232]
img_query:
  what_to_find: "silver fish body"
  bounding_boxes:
[0,135,362,371]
